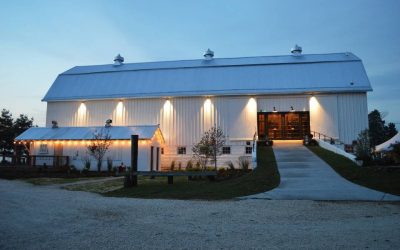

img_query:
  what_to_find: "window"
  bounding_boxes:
[222,146,231,154]
[245,146,252,154]
[161,148,164,155]
[246,141,251,146]
[39,144,49,155]
[177,147,186,155]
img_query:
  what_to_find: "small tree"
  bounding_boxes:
[14,114,34,158]
[0,109,14,163]
[355,129,371,164]
[87,129,112,172]
[192,126,225,170]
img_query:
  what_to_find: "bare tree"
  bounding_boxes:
[192,126,225,170]
[87,129,112,172]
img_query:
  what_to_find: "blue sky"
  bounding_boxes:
[0,0,399,126]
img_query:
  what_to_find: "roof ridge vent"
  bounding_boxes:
[291,44,302,56]
[114,54,124,66]
[105,119,112,128]
[203,48,214,60]
[51,120,58,129]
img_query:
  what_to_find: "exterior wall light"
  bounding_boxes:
[290,106,295,112]
[273,106,277,112]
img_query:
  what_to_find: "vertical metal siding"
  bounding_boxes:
[257,95,309,112]
[46,96,257,144]
[46,93,368,159]
[310,95,339,139]
[337,93,368,144]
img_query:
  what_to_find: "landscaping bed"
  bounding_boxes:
[307,146,400,196]
[101,146,279,200]
[0,166,116,179]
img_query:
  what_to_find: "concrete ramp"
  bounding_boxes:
[246,140,400,201]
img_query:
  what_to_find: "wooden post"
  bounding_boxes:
[168,176,173,184]
[131,135,138,186]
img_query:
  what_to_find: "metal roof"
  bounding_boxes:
[42,52,372,101]
[15,125,161,141]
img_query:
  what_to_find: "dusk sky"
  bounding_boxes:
[1,0,399,126]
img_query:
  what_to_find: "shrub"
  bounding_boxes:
[178,162,182,171]
[225,160,235,170]
[355,129,372,164]
[205,166,215,171]
[238,156,250,170]
[389,142,400,164]
[308,139,319,146]
[186,160,193,169]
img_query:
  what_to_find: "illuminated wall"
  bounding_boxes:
[309,95,339,139]
[45,93,367,150]
[309,94,368,143]
[28,139,159,171]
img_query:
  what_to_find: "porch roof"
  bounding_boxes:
[15,125,163,141]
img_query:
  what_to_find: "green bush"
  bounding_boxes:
[355,129,372,164]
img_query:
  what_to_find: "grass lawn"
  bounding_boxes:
[307,146,400,196]
[68,146,279,200]
[23,177,106,186]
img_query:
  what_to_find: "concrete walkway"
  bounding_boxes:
[247,140,400,201]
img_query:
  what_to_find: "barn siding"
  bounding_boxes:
[31,141,152,171]
[46,96,258,145]
[46,93,368,168]
[309,95,340,139]
[257,95,309,112]
[337,93,369,144]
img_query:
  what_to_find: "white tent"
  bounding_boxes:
[375,132,400,152]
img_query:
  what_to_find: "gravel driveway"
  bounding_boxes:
[0,179,399,249]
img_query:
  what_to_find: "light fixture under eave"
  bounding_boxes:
[290,106,295,112]
[273,106,277,113]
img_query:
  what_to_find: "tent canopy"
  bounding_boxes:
[375,132,400,152]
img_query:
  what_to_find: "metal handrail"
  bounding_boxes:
[310,131,345,145]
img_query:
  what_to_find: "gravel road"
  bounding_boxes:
[0,179,399,250]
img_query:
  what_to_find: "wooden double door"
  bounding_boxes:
[257,111,310,140]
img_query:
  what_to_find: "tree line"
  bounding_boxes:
[368,109,398,147]
[0,109,34,164]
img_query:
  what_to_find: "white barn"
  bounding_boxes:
[16,47,372,170]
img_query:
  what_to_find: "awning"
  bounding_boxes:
[15,125,164,141]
